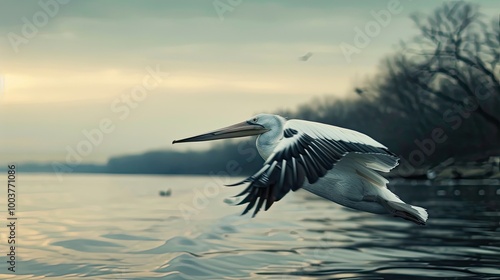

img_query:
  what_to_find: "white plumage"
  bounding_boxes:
[173,113,428,225]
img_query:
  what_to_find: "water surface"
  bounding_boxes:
[0,174,498,279]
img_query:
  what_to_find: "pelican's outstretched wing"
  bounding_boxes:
[228,120,399,217]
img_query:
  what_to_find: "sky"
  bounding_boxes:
[0,0,498,165]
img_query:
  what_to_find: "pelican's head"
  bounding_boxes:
[172,114,285,144]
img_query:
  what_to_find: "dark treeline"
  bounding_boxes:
[107,140,263,175]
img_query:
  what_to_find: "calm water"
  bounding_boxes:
[1,174,499,279]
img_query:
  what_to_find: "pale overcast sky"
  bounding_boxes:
[0,0,498,164]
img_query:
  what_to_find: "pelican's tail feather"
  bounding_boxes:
[381,199,428,225]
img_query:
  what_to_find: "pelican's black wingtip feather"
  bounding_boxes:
[225,181,244,187]
[236,193,252,205]
[252,194,265,218]
[252,209,259,218]
[232,183,254,197]
[233,191,248,198]
[241,193,258,215]
[225,177,252,187]
[264,198,274,211]
[236,198,249,206]
[241,204,252,216]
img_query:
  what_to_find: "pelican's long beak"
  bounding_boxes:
[172,121,269,144]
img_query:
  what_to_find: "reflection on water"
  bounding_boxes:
[0,174,498,279]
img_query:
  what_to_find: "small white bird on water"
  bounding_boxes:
[173,114,428,225]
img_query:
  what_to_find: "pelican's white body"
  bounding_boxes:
[302,156,397,214]
[254,114,428,222]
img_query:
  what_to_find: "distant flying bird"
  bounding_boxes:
[299,52,313,61]
[355,88,365,95]
[173,114,428,225]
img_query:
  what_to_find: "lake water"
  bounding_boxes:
[0,174,499,279]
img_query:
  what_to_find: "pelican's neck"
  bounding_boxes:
[256,116,287,160]
[256,132,280,160]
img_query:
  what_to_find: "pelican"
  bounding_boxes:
[173,114,428,225]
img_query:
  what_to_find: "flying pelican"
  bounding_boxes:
[173,114,428,225]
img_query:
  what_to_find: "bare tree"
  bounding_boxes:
[405,2,500,128]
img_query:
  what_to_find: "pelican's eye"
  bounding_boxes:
[253,118,258,122]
